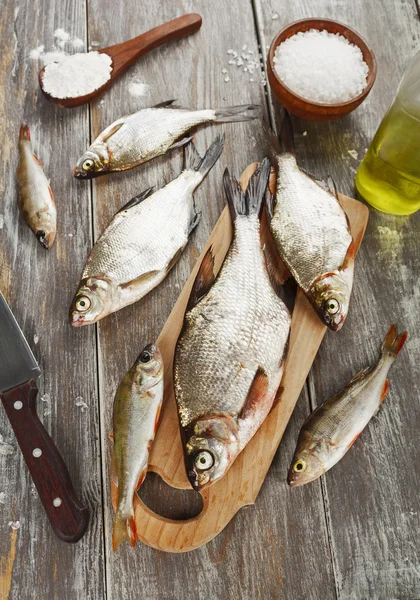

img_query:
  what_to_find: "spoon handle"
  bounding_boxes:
[107,14,203,74]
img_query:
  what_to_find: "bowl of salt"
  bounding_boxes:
[267,19,376,121]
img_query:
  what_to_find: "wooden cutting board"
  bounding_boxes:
[111,164,369,553]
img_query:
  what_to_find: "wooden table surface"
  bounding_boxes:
[1,1,419,598]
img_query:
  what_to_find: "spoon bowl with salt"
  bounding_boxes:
[267,18,376,121]
[39,14,202,109]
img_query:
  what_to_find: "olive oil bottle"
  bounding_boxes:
[356,51,420,215]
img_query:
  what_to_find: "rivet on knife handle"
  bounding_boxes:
[1,379,89,543]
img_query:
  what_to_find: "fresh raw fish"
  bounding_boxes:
[16,124,56,249]
[70,136,224,326]
[288,325,407,487]
[267,114,354,330]
[174,160,291,491]
[112,343,164,550]
[73,100,260,178]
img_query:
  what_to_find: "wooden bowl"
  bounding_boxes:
[267,18,377,121]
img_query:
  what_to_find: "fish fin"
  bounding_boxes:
[347,432,362,449]
[263,242,289,296]
[341,239,356,270]
[109,430,114,443]
[112,515,137,551]
[224,158,271,220]
[153,99,177,108]
[165,247,184,273]
[120,270,160,291]
[279,110,295,155]
[213,104,262,123]
[48,185,54,202]
[381,324,408,358]
[183,134,225,177]
[188,210,201,235]
[117,187,155,214]
[380,379,389,402]
[265,189,275,222]
[136,468,147,491]
[239,367,270,421]
[168,135,193,151]
[346,366,372,387]
[19,123,31,141]
[186,246,215,311]
[33,154,42,166]
[101,122,124,143]
[154,403,162,434]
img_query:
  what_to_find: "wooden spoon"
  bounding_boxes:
[39,14,202,109]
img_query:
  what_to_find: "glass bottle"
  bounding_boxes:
[356,50,420,215]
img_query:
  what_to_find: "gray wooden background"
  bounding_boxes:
[1,0,419,598]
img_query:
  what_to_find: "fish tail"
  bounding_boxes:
[264,111,295,157]
[112,513,137,552]
[223,158,271,220]
[213,104,262,123]
[19,123,31,141]
[381,324,408,359]
[183,134,225,178]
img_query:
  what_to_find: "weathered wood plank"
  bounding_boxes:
[88,0,335,598]
[255,0,420,598]
[0,1,105,598]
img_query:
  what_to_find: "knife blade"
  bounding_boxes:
[0,292,89,543]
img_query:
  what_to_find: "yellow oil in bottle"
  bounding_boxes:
[356,89,420,215]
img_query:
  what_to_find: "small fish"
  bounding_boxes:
[288,325,407,487]
[112,343,164,551]
[174,160,291,491]
[73,100,260,178]
[16,124,56,249]
[266,114,354,330]
[70,135,224,326]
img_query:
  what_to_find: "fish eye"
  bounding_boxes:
[139,350,152,363]
[82,158,94,171]
[75,295,91,312]
[293,459,306,473]
[194,451,214,471]
[325,298,340,315]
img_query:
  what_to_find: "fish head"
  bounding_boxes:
[287,437,326,487]
[73,144,110,178]
[308,272,351,331]
[69,277,113,326]
[184,415,239,491]
[133,343,164,387]
[36,229,56,249]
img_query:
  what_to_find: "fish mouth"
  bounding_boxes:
[69,312,87,327]
[36,230,55,249]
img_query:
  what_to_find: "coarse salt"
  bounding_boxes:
[42,51,112,99]
[273,29,369,104]
[128,81,150,97]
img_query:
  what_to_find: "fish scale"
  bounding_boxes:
[175,213,290,427]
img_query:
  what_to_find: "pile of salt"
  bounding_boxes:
[42,51,113,99]
[273,29,369,104]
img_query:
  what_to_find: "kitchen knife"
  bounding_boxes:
[0,292,89,543]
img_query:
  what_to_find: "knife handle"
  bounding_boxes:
[1,380,89,543]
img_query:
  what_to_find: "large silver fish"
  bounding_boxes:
[174,160,291,491]
[70,136,224,326]
[288,325,407,487]
[17,124,56,249]
[267,115,354,330]
[73,100,260,178]
[111,343,164,551]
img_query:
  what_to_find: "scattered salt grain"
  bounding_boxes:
[272,13,279,20]
[40,393,52,417]
[75,397,89,412]
[42,51,112,99]
[221,68,227,74]
[302,131,308,136]
[8,521,20,530]
[348,149,359,160]
[29,45,45,60]
[33,334,39,344]
[54,28,70,43]
[128,81,150,97]
[0,492,5,504]
[273,29,369,104]
[224,76,230,83]
[72,37,85,50]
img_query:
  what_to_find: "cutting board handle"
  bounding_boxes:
[1,380,89,543]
